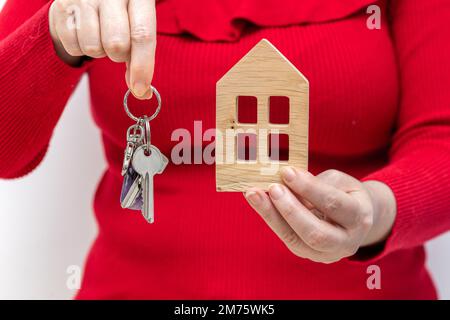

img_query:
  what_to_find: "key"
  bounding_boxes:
[132,145,168,223]
[120,166,143,210]
[121,124,144,176]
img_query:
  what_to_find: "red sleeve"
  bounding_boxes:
[358,0,450,261]
[0,0,87,178]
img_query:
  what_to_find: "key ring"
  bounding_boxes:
[123,85,161,122]
[141,116,152,152]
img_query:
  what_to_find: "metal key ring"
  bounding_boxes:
[123,86,161,122]
[142,116,152,152]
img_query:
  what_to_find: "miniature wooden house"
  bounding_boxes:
[216,39,309,192]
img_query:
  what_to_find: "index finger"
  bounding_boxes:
[128,0,156,98]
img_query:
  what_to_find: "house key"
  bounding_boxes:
[120,123,145,210]
[131,144,168,223]
[121,85,165,223]
[120,166,143,210]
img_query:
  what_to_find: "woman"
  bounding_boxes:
[0,0,449,299]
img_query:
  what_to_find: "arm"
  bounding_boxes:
[245,0,450,263]
[0,0,87,178]
[359,0,450,258]
[0,0,158,179]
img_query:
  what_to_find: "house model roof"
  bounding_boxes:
[217,39,309,94]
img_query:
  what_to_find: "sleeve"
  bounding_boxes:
[0,0,88,178]
[357,0,450,261]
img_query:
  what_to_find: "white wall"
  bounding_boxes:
[0,76,100,299]
[428,236,450,299]
[1,1,449,300]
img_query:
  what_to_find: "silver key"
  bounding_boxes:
[132,145,168,223]
[120,166,143,209]
[121,124,144,176]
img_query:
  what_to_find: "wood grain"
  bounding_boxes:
[216,39,309,192]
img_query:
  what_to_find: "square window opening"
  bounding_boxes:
[237,133,257,161]
[268,133,289,161]
[237,96,257,124]
[269,96,290,124]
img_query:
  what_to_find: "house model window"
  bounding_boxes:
[216,39,309,192]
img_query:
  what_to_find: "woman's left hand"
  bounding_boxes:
[244,168,397,263]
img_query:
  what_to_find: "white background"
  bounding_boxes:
[1,1,450,300]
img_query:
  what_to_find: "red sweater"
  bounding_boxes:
[1,0,450,299]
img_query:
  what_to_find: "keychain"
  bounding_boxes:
[119,86,168,223]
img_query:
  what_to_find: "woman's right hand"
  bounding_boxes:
[49,0,156,99]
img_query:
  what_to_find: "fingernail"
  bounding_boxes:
[246,191,261,206]
[269,184,284,200]
[281,167,296,182]
[133,82,148,97]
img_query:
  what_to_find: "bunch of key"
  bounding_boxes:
[120,87,168,223]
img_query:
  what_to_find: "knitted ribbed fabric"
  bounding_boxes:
[1,0,449,299]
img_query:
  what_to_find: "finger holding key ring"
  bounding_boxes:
[123,86,161,122]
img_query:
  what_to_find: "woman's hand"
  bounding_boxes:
[244,168,397,263]
[49,0,156,99]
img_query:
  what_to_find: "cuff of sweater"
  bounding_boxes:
[0,2,89,178]
[29,2,90,77]
[1,2,89,115]
[345,163,417,264]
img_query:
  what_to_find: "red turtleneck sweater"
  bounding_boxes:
[1,0,450,299]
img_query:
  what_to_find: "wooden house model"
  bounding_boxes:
[216,39,309,192]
